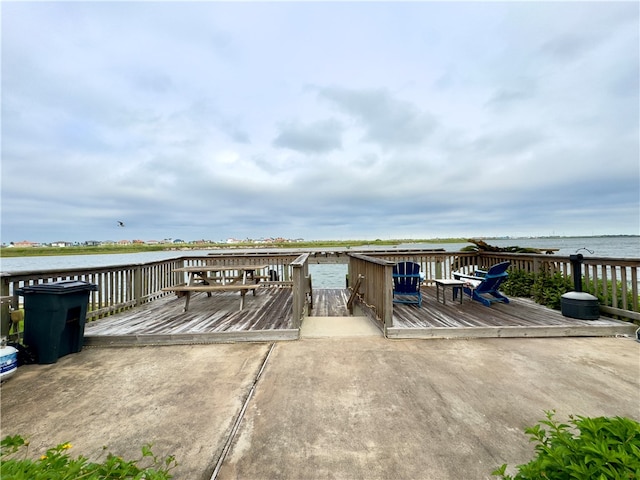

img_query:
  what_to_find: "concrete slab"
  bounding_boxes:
[218,337,639,480]
[300,316,382,338]
[0,343,270,480]
[1,337,638,480]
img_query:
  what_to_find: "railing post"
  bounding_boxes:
[383,263,394,330]
[134,266,143,307]
[1,277,11,337]
[290,253,310,329]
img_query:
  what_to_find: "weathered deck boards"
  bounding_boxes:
[309,288,350,316]
[84,287,295,345]
[389,287,636,338]
[83,287,636,345]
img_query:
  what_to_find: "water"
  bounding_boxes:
[1,237,638,288]
[308,264,348,288]
[399,236,640,258]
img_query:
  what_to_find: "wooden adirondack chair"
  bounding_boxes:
[393,261,423,307]
[453,261,511,306]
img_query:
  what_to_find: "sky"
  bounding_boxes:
[1,1,639,244]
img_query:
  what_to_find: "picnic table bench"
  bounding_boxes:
[162,283,261,312]
[162,264,268,312]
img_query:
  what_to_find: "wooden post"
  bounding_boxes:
[290,253,309,329]
[435,260,442,280]
[0,278,11,337]
[134,266,143,307]
[383,263,394,331]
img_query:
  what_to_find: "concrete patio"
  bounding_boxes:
[1,334,639,479]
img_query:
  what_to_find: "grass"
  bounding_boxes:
[0,238,469,258]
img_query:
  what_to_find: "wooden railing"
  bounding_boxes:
[2,250,637,337]
[185,253,301,282]
[367,251,478,283]
[291,253,311,328]
[0,253,307,337]
[348,253,395,329]
[474,253,640,320]
[0,258,183,335]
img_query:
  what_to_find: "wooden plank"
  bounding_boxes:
[84,329,299,346]
[347,275,363,313]
[386,324,637,339]
[85,287,293,339]
[600,305,640,322]
[84,286,636,344]
[386,287,636,338]
[172,265,269,272]
[309,289,350,316]
[162,284,260,292]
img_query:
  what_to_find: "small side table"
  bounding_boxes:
[435,279,466,305]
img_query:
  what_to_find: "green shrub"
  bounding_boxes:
[531,271,574,310]
[503,267,639,315]
[0,435,177,479]
[493,411,640,480]
[502,270,536,298]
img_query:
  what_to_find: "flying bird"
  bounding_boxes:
[117,221,125,227]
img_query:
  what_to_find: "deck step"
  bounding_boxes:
[300,316,382,338]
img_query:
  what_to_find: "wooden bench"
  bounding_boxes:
[162,283,261,312]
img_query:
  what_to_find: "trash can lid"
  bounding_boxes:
[561,291,598,301]
[16,280,98,295]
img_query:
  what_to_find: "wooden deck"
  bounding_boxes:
[84,286,297,346]
[309,288,350,316]
[83,287,636,346]
[389,287,636,339]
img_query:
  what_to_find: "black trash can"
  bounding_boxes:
[16,280,98,364]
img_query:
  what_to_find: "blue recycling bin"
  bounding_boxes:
[16,280,98,364]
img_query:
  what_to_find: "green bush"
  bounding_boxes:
[503,268,639,315]
[502,270,536,298]
[0,435,177,479]
[493,411,640,480]
[532,271,574,310]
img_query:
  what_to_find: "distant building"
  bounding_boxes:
[12,240,39,248]
[51,241,73,247]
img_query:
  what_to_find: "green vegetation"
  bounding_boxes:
[493,411,640,480]
[0,435,176,479]
[0,244,170,258]
[0,238,469,258]
[502,269,639,314]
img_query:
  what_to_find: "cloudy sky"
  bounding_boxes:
[2,1,638,243]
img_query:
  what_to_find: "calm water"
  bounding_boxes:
[2,237,638,288]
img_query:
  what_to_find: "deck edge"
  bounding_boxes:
[84,329,299,346]
[385,323,637,339]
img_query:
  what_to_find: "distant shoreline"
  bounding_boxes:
[1,235,637,258]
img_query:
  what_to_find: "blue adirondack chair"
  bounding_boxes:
[393,261,423,307]
[453,261,511,306]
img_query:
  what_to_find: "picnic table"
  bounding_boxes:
[162,264,268,312]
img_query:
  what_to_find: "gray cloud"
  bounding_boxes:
[273,119,343,153]
[315,87,438,148]
[1,1,637,243]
